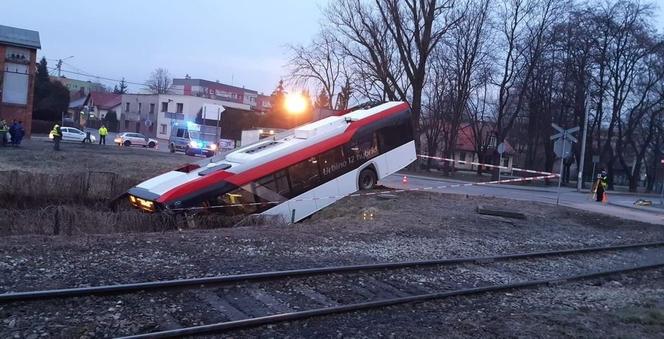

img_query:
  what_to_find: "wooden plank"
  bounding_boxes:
[476,205,526,219]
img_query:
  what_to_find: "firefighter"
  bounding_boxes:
[595,170,608,202]
[98,125,108,145]
[51,124,62,151]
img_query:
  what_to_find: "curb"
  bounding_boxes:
[607,202,664,215]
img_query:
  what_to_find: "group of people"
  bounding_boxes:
[0,119,25,146]
[50,123,108,151]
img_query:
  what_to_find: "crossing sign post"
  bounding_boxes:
[551,124,579,205]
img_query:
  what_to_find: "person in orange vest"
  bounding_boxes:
[595,170,608,202]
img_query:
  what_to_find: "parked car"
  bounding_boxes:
[114,132,158,148]
[49,127,96,143]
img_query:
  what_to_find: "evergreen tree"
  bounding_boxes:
[314,89,330,109]
[113,77,128,94]
[33,57,70,122]
[36,57,49,83]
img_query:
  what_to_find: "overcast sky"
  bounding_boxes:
[3,0,326,94]
[3,1,663,95]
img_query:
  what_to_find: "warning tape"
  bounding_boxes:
[417,154,556,176]
[169,157,558,212]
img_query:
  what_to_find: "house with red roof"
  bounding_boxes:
[426,122,515,172]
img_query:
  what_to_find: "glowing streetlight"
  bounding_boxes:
[285,92,307,114]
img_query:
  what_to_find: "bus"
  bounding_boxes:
[126,101,416,223]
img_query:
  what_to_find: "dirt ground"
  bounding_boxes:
[1,139,664,338]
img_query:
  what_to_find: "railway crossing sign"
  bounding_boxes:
[553,139,573,159]
[551,124,580,205]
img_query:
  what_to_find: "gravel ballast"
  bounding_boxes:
[2,190,664,337]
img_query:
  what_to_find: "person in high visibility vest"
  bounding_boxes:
[0,119,8,146]
[595,170,608,202]
[98,125,108,145]
[51,124,62,151]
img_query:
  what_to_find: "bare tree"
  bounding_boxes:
[145,68,172,94]
[287,31,350,109]
[437,0,492,175]
[326,0,461,155]
[492,0,563,178]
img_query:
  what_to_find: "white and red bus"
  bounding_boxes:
[127,101,416,223]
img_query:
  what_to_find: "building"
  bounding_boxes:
[0,24,40,136]
[255,93,272,112]
[50,76,105,99]
[171,77,258,107]
[119,93,251,139]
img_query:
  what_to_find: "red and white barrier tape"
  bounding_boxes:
[170,171,557,212]
[417,154,556,176]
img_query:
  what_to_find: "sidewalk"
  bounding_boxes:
[399,171,662,197]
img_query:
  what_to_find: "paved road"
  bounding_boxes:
[382,173,664,225]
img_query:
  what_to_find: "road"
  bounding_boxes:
[382,173,664,225]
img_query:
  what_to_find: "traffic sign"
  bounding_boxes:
[592,155,600,163]
[554,139,572,159]
[497,143,506,154]
[551,124,580,205]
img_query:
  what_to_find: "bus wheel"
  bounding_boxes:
[358,168,377,190]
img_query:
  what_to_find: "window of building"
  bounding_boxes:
[503,157,509,168]
[160,124,167,134]
[176,103,183,113]
[161,102,168,112]
[149,103,155,114]
[459,152,466,161]
[2,63,29,104]
[138,103,142,113]
[125,102,130,112]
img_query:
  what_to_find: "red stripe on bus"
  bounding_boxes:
[156,170,233,203]
[158,102,410,203]
[226,102,409,186]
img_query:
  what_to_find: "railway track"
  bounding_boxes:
[3,241,664,338]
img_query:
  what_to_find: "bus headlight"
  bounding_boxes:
[189,140,199,148]
[209,143,217,150]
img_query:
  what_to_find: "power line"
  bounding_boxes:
[47,67,144,86]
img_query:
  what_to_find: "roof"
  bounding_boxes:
[90,92,121,110]
[0,25,40,49]
[173,78,259,94]
[69,96,88,109]
[456,123,515,154]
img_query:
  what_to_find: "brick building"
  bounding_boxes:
[0,24,40,137]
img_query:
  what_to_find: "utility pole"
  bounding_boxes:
[56,56,74,77]
[577,94,591,191]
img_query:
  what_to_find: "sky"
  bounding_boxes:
[2,0,327,94]
[2,1,663,95]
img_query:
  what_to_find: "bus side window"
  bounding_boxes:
[184,130,189,139]
[221,186,257,214]
[255,170,290,196]
[377,115,413,152]
[318,146,346,178]
[288,157,321,195]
